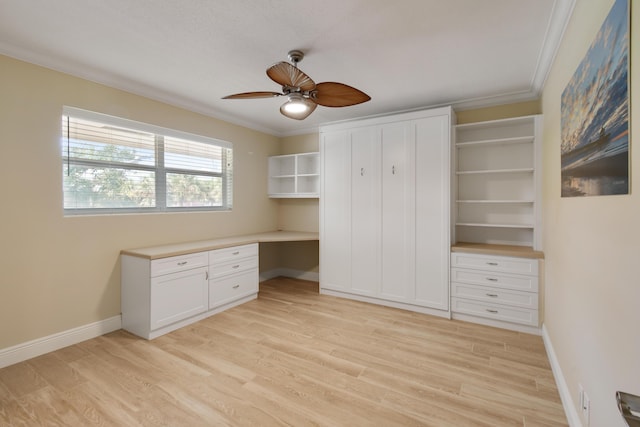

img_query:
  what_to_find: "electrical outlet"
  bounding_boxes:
[578,383,584,409]
[578,383,590,426]
[582,390,591,426]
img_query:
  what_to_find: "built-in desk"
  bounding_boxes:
[120,230,318,339]
[121,230,319,259]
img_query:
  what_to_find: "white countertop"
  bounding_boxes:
[121,230,319,260]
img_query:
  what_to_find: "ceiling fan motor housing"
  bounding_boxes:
[287,50,304,65]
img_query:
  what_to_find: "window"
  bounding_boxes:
[61,107,232,214]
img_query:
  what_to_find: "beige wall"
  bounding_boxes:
[541,0,639,425]
[0,55,281,349]
[455,100,541,124]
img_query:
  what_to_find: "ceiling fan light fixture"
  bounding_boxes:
[280,93,316,120]
[282,93,310,112]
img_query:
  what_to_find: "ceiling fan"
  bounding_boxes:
[222,50,371,120]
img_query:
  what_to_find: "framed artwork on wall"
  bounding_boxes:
[560,0,629,197]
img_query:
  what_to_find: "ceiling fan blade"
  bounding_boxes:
[313,82,371,107]
[267,62,316,91]
[280,100,317,120]
[222,91,282,99]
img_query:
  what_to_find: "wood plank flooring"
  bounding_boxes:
[0,277,568,426]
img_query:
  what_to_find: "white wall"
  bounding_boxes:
[541,0,640,425]
[0,55,281,349]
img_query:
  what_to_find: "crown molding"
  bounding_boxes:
[0,43,282,137]
[530,0,577,93]
[0,0,575,139]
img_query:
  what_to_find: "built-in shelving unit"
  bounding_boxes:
[268,152,320,198]
[453,115,542,250]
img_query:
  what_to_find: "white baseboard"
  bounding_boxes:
[542,323,582,427]
[320,288,450,319]
[0,315,122,369]
[1,269,319,368]
[260,268,319,283]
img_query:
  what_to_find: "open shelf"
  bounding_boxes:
[456,223,534,229]
[456,168,534,175]
[456,135,534,147]
[457,200,534,204]
[268,152,320,198]
[453,115,541,249]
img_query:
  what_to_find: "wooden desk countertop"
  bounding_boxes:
[451,242,544,259]
[121,230,319,260]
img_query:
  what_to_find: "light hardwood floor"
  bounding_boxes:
[0,277,567,426]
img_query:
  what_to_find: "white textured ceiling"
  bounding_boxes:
[0,0,574,136]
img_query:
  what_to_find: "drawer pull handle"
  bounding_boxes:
[205,271,209,280]
[486,277,498,282]
[232,284,240,289]
[232,251,240,255]
[486,293,498,297]
[232,264,240,269]
[177,261,188,266]
[486,309,499,314]
[486,262,498,266]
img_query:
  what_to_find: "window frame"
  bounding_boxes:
[62,106,233,215]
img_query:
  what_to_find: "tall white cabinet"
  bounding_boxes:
[320,107,453,316]
[451,115,544,334]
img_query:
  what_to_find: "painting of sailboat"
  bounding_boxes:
[561,0,629,197]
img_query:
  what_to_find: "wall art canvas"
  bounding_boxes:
[561,0,629,197]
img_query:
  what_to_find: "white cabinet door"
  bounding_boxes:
[380,122,415,301]
[320,106,452,316]
[150,266,208,330]
[350,127,381,295]
[320,131,352,292]
[415,115,450,310]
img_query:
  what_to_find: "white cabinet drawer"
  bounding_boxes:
[150,267,208,329]
[151,252,208,277]
[451,283,537,309]
[450,268,538,292]
[210,256,258,279]
[209,244,258,266]
[451,253,538,276]
[451,297,538,327]
[209,269,258,308]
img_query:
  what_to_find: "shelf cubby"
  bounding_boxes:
[453,115,541,249]
[268,152,320,198]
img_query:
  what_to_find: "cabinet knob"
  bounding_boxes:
[232,284,240,289]
[232,251,240,255]
[486,293,498,297]
[486,262,498,266]
[177,261,188,266]
[486,277,498,282]
[232,264,240,269]
[486,309,499,314]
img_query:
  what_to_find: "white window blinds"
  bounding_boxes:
[62,107,232,214]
